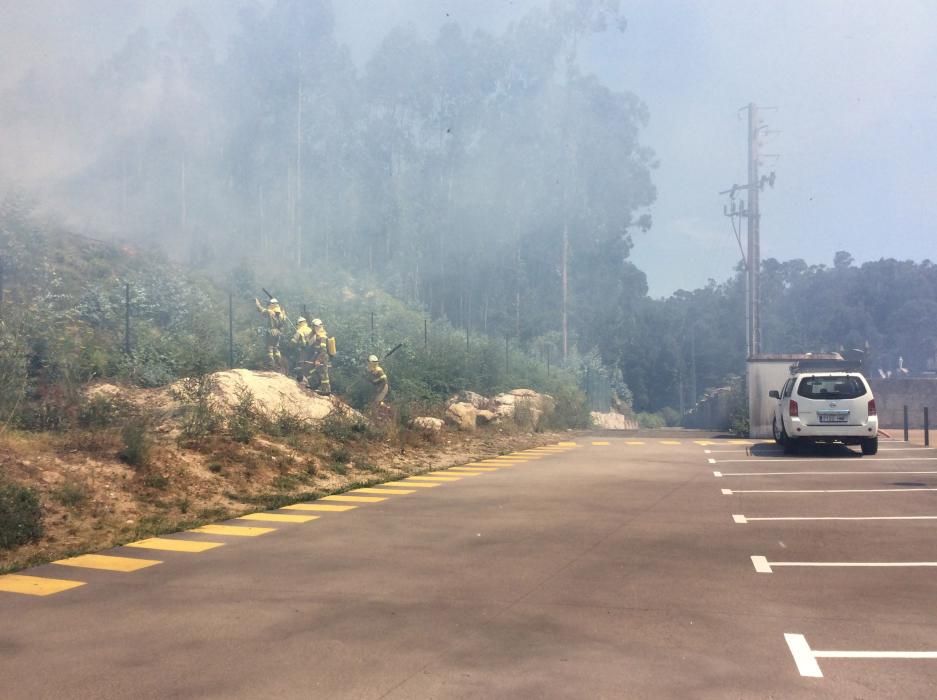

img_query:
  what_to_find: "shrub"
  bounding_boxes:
[174,374,222,440]
[120,415,152,468]
[321,411,369,443]
[660,407,682,427]
[78,394,128,428]
[51,480,90,509]
[228,384,257,444]
[0,481,44,550]
[330,446,351,464]
[636,412,666,429]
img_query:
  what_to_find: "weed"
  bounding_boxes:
[120,414,152,468]
[330,446,351,464]
[228,384,257,444]
[174,374,222,440]
[142,473,169,490]
[321,411,369,443]
[0,480,44,550]
[78,395,129,429]
[207,462,223,474]
[330,462,348,476]
[177,497,191,514]
[51,480,89,509]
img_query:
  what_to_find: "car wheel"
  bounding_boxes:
[861,437,878,456]
[782,429,798,455]
[773,418,784,445]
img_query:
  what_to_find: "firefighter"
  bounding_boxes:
[255,297,286,369]
[307,318,331,395]
[290,316,313,382]
[367,354,389,411]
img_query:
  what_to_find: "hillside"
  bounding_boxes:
[0,205,588,572]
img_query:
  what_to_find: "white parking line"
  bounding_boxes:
[722,487,937,495]
[714,470,937,478]
[784,633,937,678]
[707,458,716,464]
[713,457,937,464]
[751,555,937,573]
[734,514,937,524]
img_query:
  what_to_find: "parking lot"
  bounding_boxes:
[3,434,937,698]
[710,435,937,690]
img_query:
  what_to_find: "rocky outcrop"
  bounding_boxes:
[493,389,555,429]
[410,416,444,432]
[590,411,639,430]
[445,402,478,431]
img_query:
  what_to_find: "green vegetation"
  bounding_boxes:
[0,481,43,550]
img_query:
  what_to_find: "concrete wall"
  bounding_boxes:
[747,361,793,438]
[869,377,937,429]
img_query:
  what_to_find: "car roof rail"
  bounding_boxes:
[790,358,862,374]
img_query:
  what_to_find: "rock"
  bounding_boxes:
[449,390,493,410]
[591,411,639,430]
[410,416,444,432]
[445,402,477,431]
[475,409,498,425]
[494,389,555,429]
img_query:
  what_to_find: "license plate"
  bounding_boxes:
[819,414,848,423]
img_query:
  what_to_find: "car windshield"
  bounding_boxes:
[796,376,867,400]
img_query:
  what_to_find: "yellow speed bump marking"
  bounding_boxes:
[729,440,754,445]
[283,503,357,512]
[125,538,225,553]
[626,441,645,445]
[474,461,516,467]
[238,513,319,524]
[0,574,86,597]
[592,441,610,446]
[694,440,718,446]
[405,477,460,483]
[429,470,479,477]
[453,466,498,472]
[558,442,577,446]
[351,487,415,495]
[394,480,441,488]
[442,470,484,475]
[322,494,387,503]
[54,554,162,572]
[660,440,681,445]
[191,524,275,537]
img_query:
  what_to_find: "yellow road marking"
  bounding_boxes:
[592,441,610,446]
[558,441,577,446]
[729,440,754,445]
[322,494,387,503]
[441,470,484,476]
[474,461,516,466]
[491,456,530,460]
[694,440,718,446]
[54,554,162,573]
[429,470,479,477]
[660,440,681,445]
[406,476,460,482]
[191,524,275,537]
[351,487,415,495]
[452,466,498,471]
[238,513,319,523]
[394,480,441,488]
[626,441,645,445]
[0,574,85,597]
[125,538,225,553]
[282,503,357,512]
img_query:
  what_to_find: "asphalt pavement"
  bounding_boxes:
[3,434,937,699]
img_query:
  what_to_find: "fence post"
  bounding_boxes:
[124,283,131,355]
[370,311,375,348]
[904,405,909,442]
[0,255,4,322]
[228,293,234,368]
[424,319,428,351]
[505,335,509,373]
[546,345,551,376]
[925,407,930,447]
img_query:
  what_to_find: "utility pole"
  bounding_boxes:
[746,103,761,357]
[720,103,776,359]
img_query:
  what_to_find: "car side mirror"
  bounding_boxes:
[768,390,780,399]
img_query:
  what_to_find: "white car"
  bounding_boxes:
[769,372,878,455]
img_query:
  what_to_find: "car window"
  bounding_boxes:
[796,375,867,400]
[782,379,794,398]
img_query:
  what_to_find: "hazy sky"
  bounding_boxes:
[2,0,935,297]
